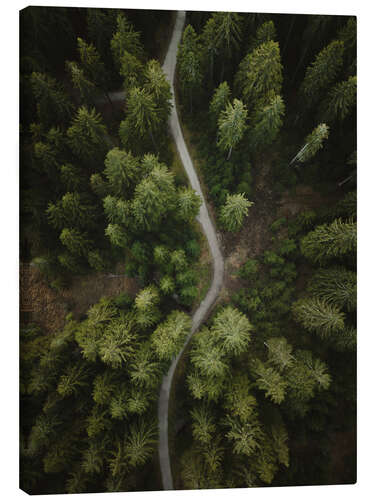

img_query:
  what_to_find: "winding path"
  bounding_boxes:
[158,11,224,490]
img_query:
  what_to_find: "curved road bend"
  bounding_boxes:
[158,11,225,490]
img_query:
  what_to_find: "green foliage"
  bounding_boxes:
[251,20,277,50]
[308,267,356,311]
[134,285,160,328]
[67,106,107,161]
[211,306,253,356]
[59,228,92,256]
[238,258,258,279]
[300,218,356,262]
[177,187,202,221]
[265,337,294,371]
[225,415,263,456]
[110,13,144,69]
[300,40,345,102]
[321,76,357,122]
[251,94,285,151]
[292,123,329,164]
[292,297,345,338]
[209,82,231,121]
[151,310,191,361]
[252,359,288,404]
[220,193,253,232]
[104,148,139,196]
[218,99,248,158]
[190,404,216,444]
[99,315,137,368]
[124,419,156,467]
[236,41,283,106]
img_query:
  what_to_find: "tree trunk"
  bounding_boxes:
[227,146,233,160]
[104,90,114,110]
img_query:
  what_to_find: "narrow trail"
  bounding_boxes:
[106,11,224,490]
[158,11,224,490]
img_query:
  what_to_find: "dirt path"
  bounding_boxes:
[158,11,224,490]
[106,13,224,488]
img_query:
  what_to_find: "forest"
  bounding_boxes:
[19,6,356,494]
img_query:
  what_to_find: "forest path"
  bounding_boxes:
[158,11,224,490]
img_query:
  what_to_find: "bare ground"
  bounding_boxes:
[22,263,139,334]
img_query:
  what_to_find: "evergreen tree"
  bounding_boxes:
[110,13,144,70]
[300,40,345,104]
[212,12,242,78]
[308,267,356,311]
[66,61,97,105]
[235,41,283,106]
[177,187,202,221]
[59,228,92,257]
[220,193,253,232]
[217,99,248,159]
[104,148,139,196]
[30,72,73,126]
[290,123,329,164]
[251,94,285,151]
[292,297,346,338]
[120,50,143,94]
[151,310,191,361]
[265,337,294,372]
[105,223,127,248]
[124,419,156,467]
[144,59,172,123]
[251,20,277,51]
[211,306,253,356]
[177,25,202,112]
[300,218,356,262]
[321,75,357,123]
[209,82,231,123]
[252,359,288,404]
[67,106,108,162]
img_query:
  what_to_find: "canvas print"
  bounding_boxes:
[19,6,357,494]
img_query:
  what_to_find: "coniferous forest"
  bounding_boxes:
[19,6,356,494]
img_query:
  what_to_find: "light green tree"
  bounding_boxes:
[124,419,156,467]
[220,193,253,232]
[211,306,253,356]
[300,218,356,262]
[110,13,144,69]
[251,94,285,151]
[292,297,346,338]
[290,123,329,164]
[151,310,191,361]
[209,81,231,122]
[218,99,248,159]
[252,359,288,404]
[104,148,139,195]
[59,228,92,257]
[177,25,202,112]
[235,41,283,106]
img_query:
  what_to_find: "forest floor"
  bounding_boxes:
[22,263,139,334]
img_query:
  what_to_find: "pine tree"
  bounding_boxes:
[190,328,229,379]
[130,343,161,389]
[251,20,277,51]
[225,415,263,456]
[209,82,231,123]
[252,359,288,404]
[212,12,242,78]
[99,316,137,368]
[220,193,253,232]
[144,59,172,123]
[235,41,283,106]
[201,17,219,85]
[251,94,285,151]
[265,337,294,371]
[120,50,143,94]
[124,419,156,467]
[217,99,248,159]
[300,40,345,104]
[30,72,73,126]
[66,61,97,105]
[300,218,356,262]
[67,106,108,162]
[292,297,346,338]
[308,267,356,311]
[223,375,257,422]
[211,306,253,356]
[177,25,202,112]
[77,37,109,98]
[151,310,191,361]
[59,228,92,257]
[104,148,139,196]
[321,76,357,123]
[57,363,88,397]
[110,13,144,69]
[190,404,216,444]
[105,223,127,248]
[134,285,160,328]
[290,123,329,164]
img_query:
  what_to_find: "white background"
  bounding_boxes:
[2,0,373,498]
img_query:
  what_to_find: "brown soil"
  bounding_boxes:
[221,157,341,300]
[22,263,139,334]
